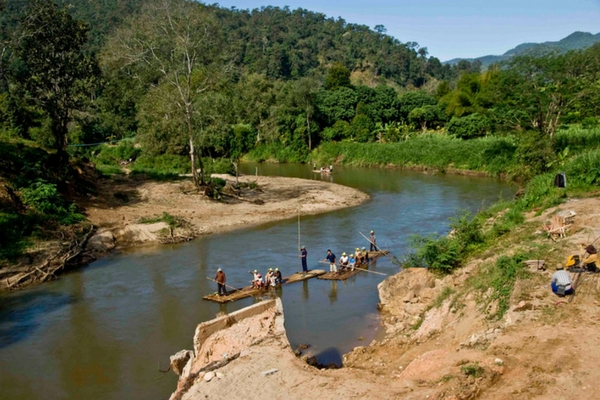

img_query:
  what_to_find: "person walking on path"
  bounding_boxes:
[369,231,378,251]
[300,245,308,273]
[215,268,228,296]
[325,249,337,273]
[550,265,574,296]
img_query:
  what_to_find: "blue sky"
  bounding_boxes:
[211,0,600,61]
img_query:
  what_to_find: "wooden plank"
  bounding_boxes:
[318,250,389,281]
[203,269,326,303]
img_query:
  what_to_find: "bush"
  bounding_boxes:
[447,113,491,139]
[20,180,84,225]
[94,140,141,165]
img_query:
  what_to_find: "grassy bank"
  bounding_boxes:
[312,135,519,176]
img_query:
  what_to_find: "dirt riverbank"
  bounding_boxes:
[0,174,368,291]
[170,197,600,399]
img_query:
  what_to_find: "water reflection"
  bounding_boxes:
[0,290,75,349]
[328,281,338,304]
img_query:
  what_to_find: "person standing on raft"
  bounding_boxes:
[325,249,337,273]
[369,230,378,251]
[215,268,227,296]
[300,245,308,273]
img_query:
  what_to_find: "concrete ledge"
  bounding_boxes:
[193,299,278,354]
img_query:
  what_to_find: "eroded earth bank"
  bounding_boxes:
[170,198,600,400]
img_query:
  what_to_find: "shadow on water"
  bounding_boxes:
[314,347,343,368]
[0,291,75,349]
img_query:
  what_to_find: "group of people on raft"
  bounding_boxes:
[551,243,599,297]
[324,246,371,273]
[249,268,283,289]
[213,230,379,295]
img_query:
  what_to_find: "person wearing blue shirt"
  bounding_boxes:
[300,245,308,273]
[325,249,337,273]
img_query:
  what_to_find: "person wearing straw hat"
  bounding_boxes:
[369,230,378,251]
[265,268,274,286]
[215,268,227,296]
[361,246,369,263]
[582,244,599,273]
[274,268,283,284]
[354,247,363,265]
[300,245,308,273]
[550,264,574,297]
[339,252,349,270]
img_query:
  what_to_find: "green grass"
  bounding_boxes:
[311,134,518,176]
[138,212,182,228]
[470,254,530,320]
[461,363,484,378]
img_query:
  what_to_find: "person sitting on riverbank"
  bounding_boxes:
[582,244,599,273]
[551,265,574,297]
[215,268,227,296]
[325,250,337,273]
[349,253,356,271]
[274,268,282,284]
[339,252,349,270]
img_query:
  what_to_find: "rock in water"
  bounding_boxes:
[169,350,193,376]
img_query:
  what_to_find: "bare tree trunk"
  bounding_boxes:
[189,135,199,187]
[306,111,311,150]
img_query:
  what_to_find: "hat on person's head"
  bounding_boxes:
[254,270,258,273]
[342,252,347,256]
[370,230,374,234]
[301,245,305,249]
[586,245,597,254]
[269,268,273,271]
[362,247,366,250]
[356,248,360,251]
[217,268,222,272]
[275,268,279,271]
[556,264,565,270]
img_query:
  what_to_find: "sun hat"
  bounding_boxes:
[217,268,222,272]
[370,230,374,234]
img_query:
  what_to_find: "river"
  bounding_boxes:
[0,164,514,399]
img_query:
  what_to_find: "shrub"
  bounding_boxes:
[447,113,491,139]
[20,180,84,225]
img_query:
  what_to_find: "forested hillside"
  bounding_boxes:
[2,0,600,263]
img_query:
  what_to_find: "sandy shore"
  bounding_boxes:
[82,173,368,246]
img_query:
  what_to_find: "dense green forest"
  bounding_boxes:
[2,0,600,261]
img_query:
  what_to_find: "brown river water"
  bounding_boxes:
[0,164,515,399]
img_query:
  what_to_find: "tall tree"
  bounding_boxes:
[15,0,98,165]
[291,77,320,149]
[102,0,225,187]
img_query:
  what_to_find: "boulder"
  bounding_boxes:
[170,350,194,376]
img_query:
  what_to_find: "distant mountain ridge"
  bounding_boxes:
[445,31,600,68]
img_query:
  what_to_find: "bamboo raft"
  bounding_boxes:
[318,250,389,281]
[203,269,326,303]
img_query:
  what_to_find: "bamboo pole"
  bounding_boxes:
[298,204,301,272]
[205,276,239,292]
